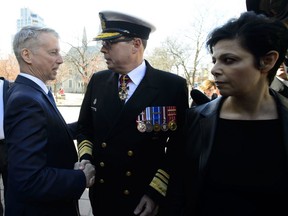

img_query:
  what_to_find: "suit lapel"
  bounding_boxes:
[15,76,74,140]
[198,99,221,173]
[125,73,158,109]
[128,61,160,105]
[102,72,123,124]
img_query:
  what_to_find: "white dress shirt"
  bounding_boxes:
[0,79,4,139]
[119,60,146,102]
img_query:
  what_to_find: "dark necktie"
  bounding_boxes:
[47,91,56,105]
[119,74,131,102]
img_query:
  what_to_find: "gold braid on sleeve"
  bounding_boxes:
[78,140,93,158]
[149,169,170,197]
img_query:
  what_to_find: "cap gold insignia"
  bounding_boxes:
[97,32,121,39]
[99,13,106,30]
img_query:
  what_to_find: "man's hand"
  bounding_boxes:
[74,160,95,188]
[74,159,91,170]
[134,194,159,216]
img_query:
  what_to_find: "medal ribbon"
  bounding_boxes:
[167,106,175,123]
[162,106,167,124]
[137,111,144,124]
[152,106,161,125]
[146,107,151,123]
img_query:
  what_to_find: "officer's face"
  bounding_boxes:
[100,37,135,72]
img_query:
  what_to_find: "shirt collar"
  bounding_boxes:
[120,60,146,86]
[19,73,49,94]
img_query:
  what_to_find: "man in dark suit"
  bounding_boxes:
[4,26,95,216]
[77,11,189,216]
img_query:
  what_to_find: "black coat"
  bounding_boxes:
[165,89,288,216]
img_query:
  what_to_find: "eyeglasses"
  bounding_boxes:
[101,38,133,49]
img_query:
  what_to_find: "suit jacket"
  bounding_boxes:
[270,76,288,98]
[4,75,86,216]
[165,88,288,215]
[77,60,189,215]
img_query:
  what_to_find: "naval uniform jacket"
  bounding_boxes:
[4,75,86,216]
[165,89,288,215]
[77,60,189,214]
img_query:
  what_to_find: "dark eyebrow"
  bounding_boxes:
[212,53,238,59]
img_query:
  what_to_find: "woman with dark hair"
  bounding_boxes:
[165,11,288,216]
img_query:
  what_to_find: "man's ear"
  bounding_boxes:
[21,48,33,64]
[132,38,142,53]
[260,51,279,72]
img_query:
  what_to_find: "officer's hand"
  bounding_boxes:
[134,194,159,216]
[74,159,91,170]
[74,160,95,187]
[83,162,95,188]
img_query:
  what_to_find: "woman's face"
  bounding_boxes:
[211,39,263,97]
[204,86,216,98]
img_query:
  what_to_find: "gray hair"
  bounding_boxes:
[13,26,59,62]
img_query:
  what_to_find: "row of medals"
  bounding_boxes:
[136,106,177,133]
[137,120,177,133]
[118,84,177,133]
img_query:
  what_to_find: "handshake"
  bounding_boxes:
[74,159,96,188]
